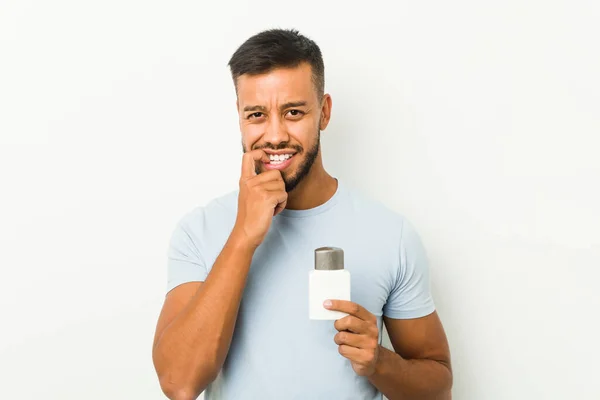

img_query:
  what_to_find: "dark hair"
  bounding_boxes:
[227,28,325,100]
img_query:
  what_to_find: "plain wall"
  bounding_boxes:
[1,0,599,399]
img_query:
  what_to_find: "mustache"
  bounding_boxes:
[253,143,303,153]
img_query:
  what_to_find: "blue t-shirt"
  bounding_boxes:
[166,180,436,399]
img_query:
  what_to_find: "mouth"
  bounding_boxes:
[262,152,296,170]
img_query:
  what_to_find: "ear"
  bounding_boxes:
[319,94,332,131]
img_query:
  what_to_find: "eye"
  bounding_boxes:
[247,112,264,119]
[286,109,304,118]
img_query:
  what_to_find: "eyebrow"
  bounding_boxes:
[243,101,308,113]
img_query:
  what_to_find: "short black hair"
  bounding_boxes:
[227,28,325,100]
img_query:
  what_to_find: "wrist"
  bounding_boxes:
[372,345,386,377]
[228,228,258,255]
[372,345,402,378]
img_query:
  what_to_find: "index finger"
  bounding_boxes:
[241,149,270,178]
[324,300,375,323]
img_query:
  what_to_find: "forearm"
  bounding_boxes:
[368,346,452,400]
[153,231,255,396]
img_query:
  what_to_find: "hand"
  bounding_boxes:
[325,300,381,377]
[232,149,288,248]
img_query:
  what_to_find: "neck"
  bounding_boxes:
[285,156,338,210]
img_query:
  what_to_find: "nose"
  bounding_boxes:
[262,114,290,147]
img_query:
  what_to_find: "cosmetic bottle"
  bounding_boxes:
[309,246,351,320]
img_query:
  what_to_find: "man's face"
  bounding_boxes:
[236,62,327,192]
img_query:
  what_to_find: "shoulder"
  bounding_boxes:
[174,189,239,236]
[340,182,426,253]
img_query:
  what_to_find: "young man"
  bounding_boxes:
[152,28,452,400]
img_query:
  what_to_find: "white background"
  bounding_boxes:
[1,1,599,399]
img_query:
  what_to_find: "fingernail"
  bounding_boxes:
[323,300,332,308]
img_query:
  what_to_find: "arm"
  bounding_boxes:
[152,150,286,400]
[326,302,452,400]
[328,216,452,399]
[368,312,452,399]
[152,232,255,400]
[370,216,452,398]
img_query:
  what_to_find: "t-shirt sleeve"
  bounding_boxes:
[166,214,208,293]
[383,218,436,319]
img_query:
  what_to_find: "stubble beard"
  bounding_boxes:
[242,130,321,193]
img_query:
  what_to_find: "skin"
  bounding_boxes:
[152,61,452,400]
[237,62,336,208]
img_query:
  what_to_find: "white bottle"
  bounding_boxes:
[309,247,351,320]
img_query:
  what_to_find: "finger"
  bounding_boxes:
[334,331,378,350]
[251,169,284,185]
[334,315,371,334]
[258,180,285,192]
[338,345,372,364]
[326,300,376,323]
[273,197,287,216]
[269,190,288,216]
[241,149,270,178]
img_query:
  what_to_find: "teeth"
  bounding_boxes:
[269,154,293,163]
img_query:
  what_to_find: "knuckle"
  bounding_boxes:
[341,318,351,330]
[369,325,378,336]
[352,304,360,315]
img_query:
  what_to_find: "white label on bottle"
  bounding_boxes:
[309,270,351,320]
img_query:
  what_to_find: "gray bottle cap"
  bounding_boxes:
[315,247,344,270]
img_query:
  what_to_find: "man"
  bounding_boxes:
[152,28,452,400]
